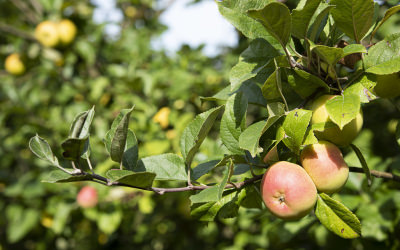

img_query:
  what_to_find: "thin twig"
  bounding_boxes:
[349,167,400,182]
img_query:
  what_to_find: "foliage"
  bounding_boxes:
[2,0,400,249]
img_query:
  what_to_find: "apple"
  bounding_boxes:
[300,141,349,194]
[35,21,59,47]
[311,95,363,146]
[373,73,400,98]
[77,186,98,208]
[261,161,317,220]
[153,107,171,129]
[57,19,77,45]
[5,53,25,75]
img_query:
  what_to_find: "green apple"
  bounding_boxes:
[57,19,77,45]
[261,161,317,220]
[300,141,349,194]
[311,95,363,146]
[373,73,400,98]
[35,21,59,47]
[5,53,25,75]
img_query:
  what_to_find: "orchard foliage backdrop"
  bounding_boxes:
[2,0,400,249]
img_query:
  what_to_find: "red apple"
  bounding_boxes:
[77,186,98,208]
[300,141,349,194]
[261,161,317,220]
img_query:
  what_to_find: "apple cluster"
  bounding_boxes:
[260,94,362,220]
[4,19,77,75]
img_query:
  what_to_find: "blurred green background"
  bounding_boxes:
[1,0,400,249]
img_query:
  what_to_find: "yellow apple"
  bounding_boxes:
[311,95,363,146]
[35,21,59,47]
[57,19,77,45]
[5,53,25,75]
[301,141,349,194]
[373,73,400,98]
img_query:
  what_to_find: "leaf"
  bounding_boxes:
[97,210,122,235]
[291,0,322,39]
[396,122,400,147]
[239,116,283,157]
[229,38,280,90]
[203,80,267,107]
[315,193,361,239]
[308,4,335,42]
[349,144,372,186]
[42,170,92,183]
[330,0,375,42]
[286,69,329,98]
[343,74,376,103]
[217,0,282,51]
[29,135,58,165]
[61,136,89,160]
[261,70,281,100]
[343,44,367,57]
[325,94,361,129]
[282,109,312,154]
[248,2,292,46]
[192,156,235,180]
[110,107,134,163]
[267,102,285,117]
[180,106,223,167]
[135,153,187,181]
[218,166,232,200]
[370,5,400,41]
[310,43,344,66]
[364,33,400,75]
[303,122,330,145]
[106,169,155,188]
[69,106,95,139]
[121,129,139,171]
[190,186,219,204]
[220,93,248,155]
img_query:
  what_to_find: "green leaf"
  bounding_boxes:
[69,106,95,139]
[97,210,122,235]
[220,93,248,155]
[61,136,89,160]
[303,122,331,145]
[308,4,335,42]
[180,106,223,167]
[282,109,312,154]
[29,135,59,165]
[325,94,361,129]
[203,80,267,107]
[121,129,139,171]
[190,186,219,204]
[218,166,231,200]
[310,43,344,66]
[364,33,400,75]
[239,116,283,157]
[330,0,374,42]
[217,0,282,51]
[248,2,292,46]
[110,107,134,163]
[42,170,92,183]
[51,203,73,234]
[291,0,322,39]
[349,144,372,186]
[261,70,281,100]
[343,75,376,103]
[135,153,187,181]
[343,44,367,57]
[267,102,286,117]
[240,185,263,209]
[286,69,329,98]
[229,38,280,90]
[192,157,234,180]
[315,193,361,239]
[106,169,155,188]
[370,5,400,41]
[396,122,400,147]
[6,206,40,243]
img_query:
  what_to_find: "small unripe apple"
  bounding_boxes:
[300,141,349,194]
[35,21,59,47]
[373,73,400,98]
[5,53,25,75]
[57,19,77,45]
[77,186,98,208]
[261,161,317,220]
[311,95,363,146]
